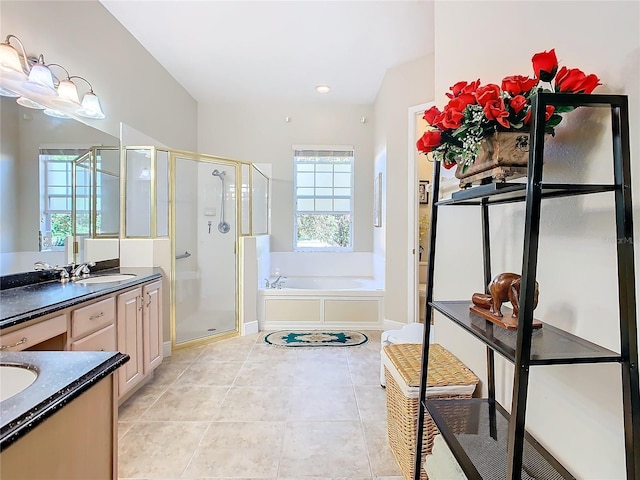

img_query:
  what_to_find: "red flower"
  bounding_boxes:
[446,79,481,99]
[532,49,558,82]
[423,106,442,125]
[509,95,528,114]
[475,84,501,107]
[442,160,457,170]
[524,105,556,125]
[501,75,538,96]
[439,96,476,130]
[554,66,601,94]
[440,106,465,130]
[483,99,510,128]
[416,130,443,153]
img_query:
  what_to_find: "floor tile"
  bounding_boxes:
[118,384,167,422]
[117,329,393,480]
[182,421,285,478]
[213,385,292,421]
[278,421,372,477]
[362,420,403,477]
[118,421,208,478]
[354,385,389,422]
[288,385,359,421]
[293,358,352,386]
[141,385,229,421]
[233,358,298,386]
[174,360,244,386]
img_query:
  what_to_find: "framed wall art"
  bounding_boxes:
[418,180,429,205]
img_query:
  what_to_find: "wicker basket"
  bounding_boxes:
[383,343,479,480]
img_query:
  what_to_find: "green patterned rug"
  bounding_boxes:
[264,330,368,347]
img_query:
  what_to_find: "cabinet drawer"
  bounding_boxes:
[0,314,66,352]
[71,324,117,352]
[72,297,116,338]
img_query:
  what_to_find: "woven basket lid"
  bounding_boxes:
[383,343,478,388]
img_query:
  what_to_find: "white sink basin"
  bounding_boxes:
[0,365,38,402]
[75,274,137,285]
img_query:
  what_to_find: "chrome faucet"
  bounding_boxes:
[271,275,287,289]
[264,276,287,289]
[34,261,70,282]
[52,265,70,281]
[71,261,96,279]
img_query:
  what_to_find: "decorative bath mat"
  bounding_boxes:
[264,330,368,347]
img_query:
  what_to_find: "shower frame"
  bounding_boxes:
[169,150,241,349]
[121,146,270,350]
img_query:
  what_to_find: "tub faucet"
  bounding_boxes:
[272,275,287,289]
[71,261,96,279]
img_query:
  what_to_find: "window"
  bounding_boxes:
[39,149,92,250]
[294,147,354,250]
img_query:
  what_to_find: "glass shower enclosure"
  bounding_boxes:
[173,153,239,344]
[123,147,269,349]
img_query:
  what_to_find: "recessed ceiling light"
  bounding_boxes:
[316,85,331,94]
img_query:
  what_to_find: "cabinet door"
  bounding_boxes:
[117,288,144,397]
[143,280,163,372]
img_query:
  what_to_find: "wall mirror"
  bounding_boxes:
[0,96,120,276]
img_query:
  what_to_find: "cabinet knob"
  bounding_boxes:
[89,312,104,320]
[146,292,152,308]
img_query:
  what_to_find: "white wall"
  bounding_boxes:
[1,0,197,151]
[432,2,640,478]
[198,102,374,253]
[373,55,434,325]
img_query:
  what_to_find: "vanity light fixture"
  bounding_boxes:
[0,33,106,120]
[23,54,56,95]
[316,84,331,94]
[0,35,28,81]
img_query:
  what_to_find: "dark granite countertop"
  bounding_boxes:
[0,267,163,330]
[0,350,129,451]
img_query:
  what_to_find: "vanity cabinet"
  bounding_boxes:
[0,313,67,351]
[142,280,163,372]
[1,375,118,480]
[70,297,117,352]
[117,281,163,399]
[117,288,144,397]
[0,273,163,401]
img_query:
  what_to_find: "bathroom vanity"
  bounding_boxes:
[0,351,127,479]
[0,265,163,479]
[0,265,163,401]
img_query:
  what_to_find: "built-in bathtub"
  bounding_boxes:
[258,276,384,330]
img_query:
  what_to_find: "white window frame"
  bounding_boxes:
[39,149,91,250]
[293,145,354,252]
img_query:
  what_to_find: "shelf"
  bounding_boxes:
[437,183,617,206]
[431,301,621,365]
[425,398,576,480]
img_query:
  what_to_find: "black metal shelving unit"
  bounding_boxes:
[413,93,639,480]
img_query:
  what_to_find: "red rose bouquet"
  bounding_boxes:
[417,49,600,171]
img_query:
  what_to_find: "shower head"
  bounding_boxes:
[212,169,226,178]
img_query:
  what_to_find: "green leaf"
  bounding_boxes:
[554,105,575,114]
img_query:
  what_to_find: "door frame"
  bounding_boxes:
[407,102,434,324]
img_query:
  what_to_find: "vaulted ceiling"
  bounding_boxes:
[100,1,433,105]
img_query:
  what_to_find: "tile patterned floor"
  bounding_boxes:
[118,330,403,480]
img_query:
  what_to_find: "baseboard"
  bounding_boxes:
[382,318,407,331]
[162,341,172,358]
[260,321,383,331]
[242,321,259,335]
